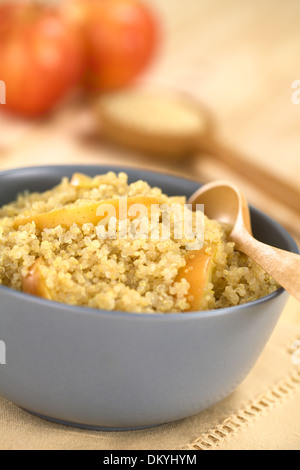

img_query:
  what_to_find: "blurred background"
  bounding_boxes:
[0,0,299,237]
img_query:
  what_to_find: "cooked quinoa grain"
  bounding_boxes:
[0,172,278,313]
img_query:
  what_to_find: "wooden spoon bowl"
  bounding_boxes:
[188,180,300,303]
[95,87,300,214]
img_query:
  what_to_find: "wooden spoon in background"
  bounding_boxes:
[95,88,300,215]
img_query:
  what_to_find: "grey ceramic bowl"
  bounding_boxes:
[0,165,298,430]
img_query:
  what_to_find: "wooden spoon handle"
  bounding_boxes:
[234,228,300,302]
[199,135,300,215]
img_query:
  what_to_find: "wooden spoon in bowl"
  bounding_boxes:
[96,88,300,215]
[188,180,300,302]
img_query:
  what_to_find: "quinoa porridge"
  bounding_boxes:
[0,172,278,313]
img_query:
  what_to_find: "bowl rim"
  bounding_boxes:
[0,164,298,321]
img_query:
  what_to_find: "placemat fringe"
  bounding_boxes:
[183,369,300,450]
